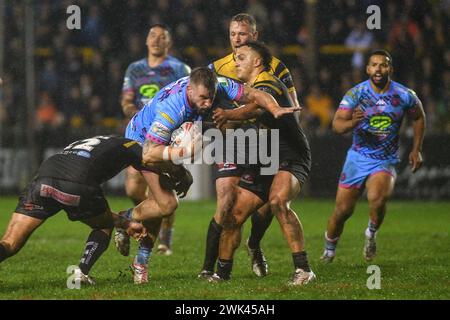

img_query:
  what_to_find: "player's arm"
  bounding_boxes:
[332,107,364,134]
[407,99,426,173]
[217,85,299,120]
[121,91,139,119]
[121,65,139,118]
[212,102,262,128]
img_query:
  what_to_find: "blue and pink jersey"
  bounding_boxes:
[122,56,191,109]
[338,80,421,161]
[125,76,244,145]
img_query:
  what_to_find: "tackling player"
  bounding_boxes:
[209,41,315,285]
[320,50,426,262]
[120,67,299,284]
[120,24,191,256]
[0,136,150,285]
[199,13,302,279]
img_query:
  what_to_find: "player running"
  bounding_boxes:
[118,67,299,284]
[120,24,191,256]
[209,41,315,285]
[320,50,426,263]
[199,13,302,280]
[0,136,150,285]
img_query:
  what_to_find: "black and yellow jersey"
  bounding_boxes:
[251,71,309,155]
[209,53,295,94]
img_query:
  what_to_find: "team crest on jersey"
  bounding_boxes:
[391,94,401,107]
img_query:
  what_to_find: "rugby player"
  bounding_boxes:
[199,13,302,279]
[121,67,299,283]
[209,41,315,285]
[0,136,152,285]
[320,50,426,262]
[120,24,191,256]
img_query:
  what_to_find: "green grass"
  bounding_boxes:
[0,197,448,300]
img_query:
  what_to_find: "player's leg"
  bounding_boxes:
[131,170,178,220]
[125,166,148,206]
[246,204,272,277]
[321,186,362,262]
[199,175,240,277]
[77,210,115,284]
[115,166,148,256]
[321,150,364,262]
[214,186,264,281]
[0,213,44,263]
[157,213,175,256]
[268,171,315,285]
[363,171,395,261]
[128,171,177,284]
[1,177,57,263]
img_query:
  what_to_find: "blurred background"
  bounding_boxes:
[0,0,449,199]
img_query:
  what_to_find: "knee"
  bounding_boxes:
[368,193,388,210]
[222,210,245,231]
[159,196,178,217]
[125,184,145,202]
[269,195,288,216]
[0,240,19,257]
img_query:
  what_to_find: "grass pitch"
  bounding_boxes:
[0,197,448,300]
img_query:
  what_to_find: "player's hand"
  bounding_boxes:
[126,221,148,241]
[272,106,301,119]
[351,106,365,127]
[213,108,229,129]
[409,150,423,173]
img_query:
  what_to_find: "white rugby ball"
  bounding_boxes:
[170,122,195,148]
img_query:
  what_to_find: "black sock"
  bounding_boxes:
[0,243,8,263]
[79,230,110,275]
[216,258,233,280]
[201,218,223,272]
[248,211,274,249]
[292,251,311,272]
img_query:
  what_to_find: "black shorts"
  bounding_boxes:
[238,149,311,202]
[212,162,246,180]
[15,177,108,221]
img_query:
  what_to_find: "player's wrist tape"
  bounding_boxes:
[163,146,171,161]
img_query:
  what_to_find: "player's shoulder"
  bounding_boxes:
[269,56,288,75]
[254,71,283,93]
[347,80,370,96]
[167,55,190,68]
[212,53,237,78]
[127,58,147,69]
[391,80,418,97]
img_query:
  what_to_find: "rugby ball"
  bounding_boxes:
[170,122,195,148]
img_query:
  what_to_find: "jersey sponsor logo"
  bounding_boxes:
[24,202,44,211]
[217,77,229,86]
[159,111,175,124]
[369,115,392,130]
[139,84,160,98]
[123,140,138,148]
[40,184,81,207]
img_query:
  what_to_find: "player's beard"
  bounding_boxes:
[370,73,389,89]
